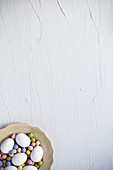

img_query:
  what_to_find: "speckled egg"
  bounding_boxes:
[12,153,27,166]
[30,146,43,162]
[1,138,14,154]
[5,166,18,170]
[23,166,37,170]
[16,133,30,147]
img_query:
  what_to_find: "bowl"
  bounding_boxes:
[0,122,54,170]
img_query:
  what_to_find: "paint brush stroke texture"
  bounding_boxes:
[0,0,113,170]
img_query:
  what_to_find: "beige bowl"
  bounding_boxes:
[0,122,54,170]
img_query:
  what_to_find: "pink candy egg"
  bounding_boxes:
[28,159,33,165]
[31,142,35,147]
[28,146,33,151]
[0,167,4,170]
[2,154,7,159]
[11,134,16,139]
[32,161,34,165]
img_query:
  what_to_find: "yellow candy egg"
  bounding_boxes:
[22,164,25,167]
[18,166,23,170]
[26,150,30,155]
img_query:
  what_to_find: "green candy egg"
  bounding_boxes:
[28,133,34,138]
[7,156,11,161]
[3,160,6,164]
[31,137,36,142]
[35,164,39,168]
[38,161,43,166]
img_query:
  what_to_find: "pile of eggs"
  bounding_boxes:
[0,133,43,170]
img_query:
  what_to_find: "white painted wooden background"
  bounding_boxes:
[0,0,113,169]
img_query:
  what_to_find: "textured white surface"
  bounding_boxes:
[0,0,113,170]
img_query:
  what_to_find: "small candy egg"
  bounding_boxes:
[28,133,34,139]
[2,160,6,165]
[21,164,25,167]
[18,166,22,170]
[6,161,11,166]
[0,161,3,166]
[0,154,1,158]
[32,162,34,166]
[13,149,17,154]
[28,146,33,151]
[26,150,30,155]
[17,148,21,153]
[38,160,43,166]
[0,167,4,170]
[27,160,32,165]
[6,157,11,161]
[11,134,16,140]
[9,150,15,155]
[31,138,35,143]
[13,144,18,150]
[35,141,40,146]
[21,148,26,153]
[31,143,35,147]
[34,164,39,169]
[8,154,13,157]
[2,155,7,159]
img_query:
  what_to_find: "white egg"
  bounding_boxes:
[30,146,43,162]
[23,166,38,170]
[12,153,27,166]
[16,133,30,147]
[5,166,18,170]
[1,138,14,153]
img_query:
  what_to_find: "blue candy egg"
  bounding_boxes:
[21,147,26,153]
[6,161,11,166]
[9,149,15,155]
[13,144,18,149]
[0,160,3,166]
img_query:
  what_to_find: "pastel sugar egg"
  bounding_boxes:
[28,159,33,165]
[30,146,43,162]
[31,143,35,147]
[11,134,16,140]
[21,148,26,153]
[5,166,18,170]
[23,166,37,170]
[0,167,4,170]
[13,144,18,150]
[35,141,40,146]
[2,155,7,159]
[12,153,27,166]
[6,161,11,166]
[17,148,21,153]
[16,133,30,147]
[1,138,14,154]
[28,146,33,151]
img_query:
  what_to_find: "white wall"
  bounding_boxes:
[0,0,113,169]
